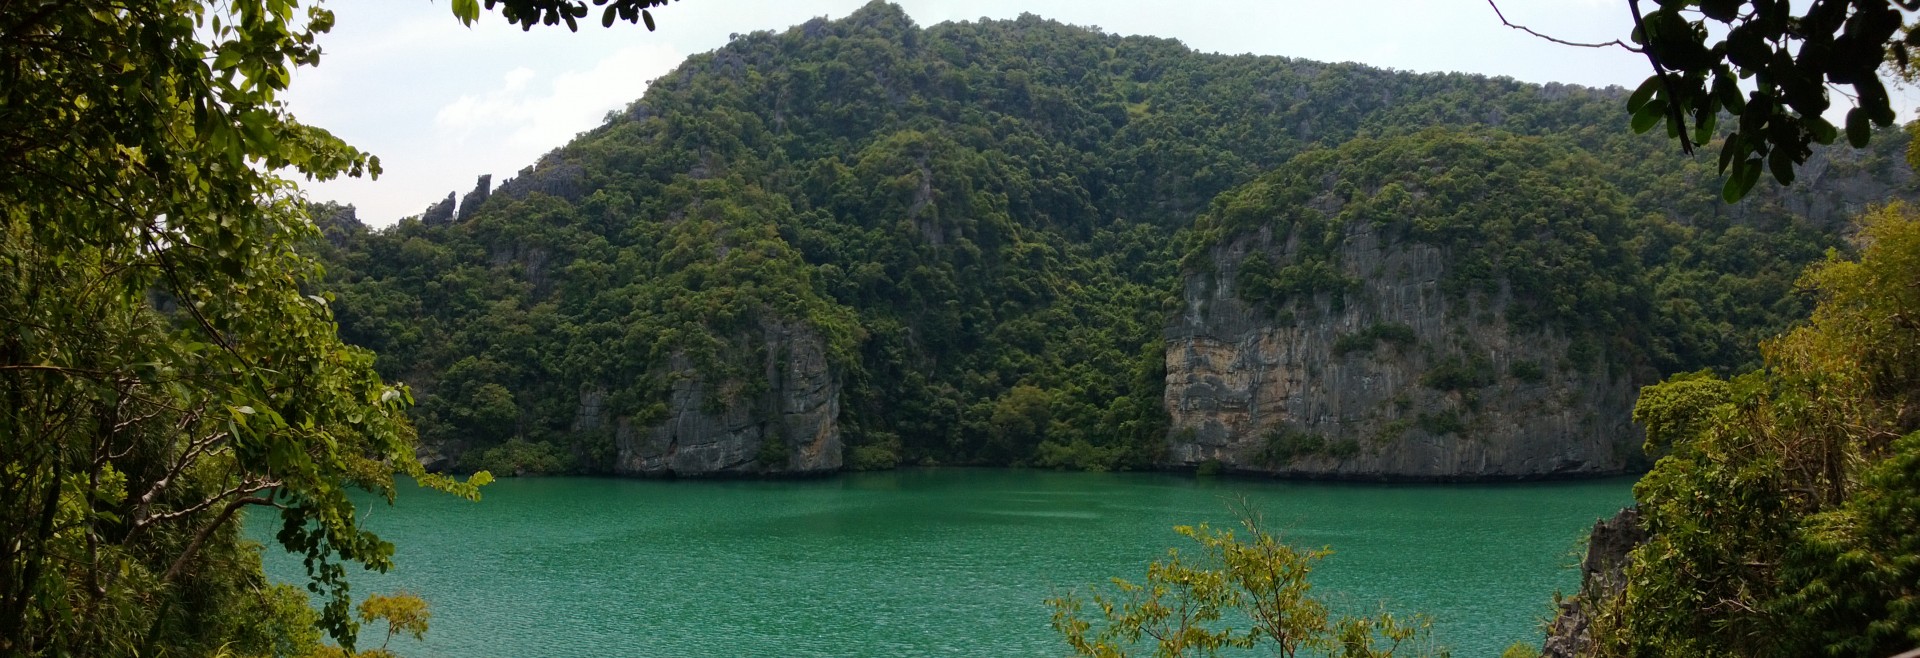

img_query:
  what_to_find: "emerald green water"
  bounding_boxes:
[256,469,1632,657]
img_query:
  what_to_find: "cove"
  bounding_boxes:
[255,469,1633,657]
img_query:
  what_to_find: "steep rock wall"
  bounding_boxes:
[572,319,842,476]
[1543,506,1645,657]
[1163,225,1646,479]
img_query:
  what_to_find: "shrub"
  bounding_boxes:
[1333,322,1419,356]
[1508,360,1545,383]
[468,439,569,475]
[1422,355,1496,391]
[1416,409,1467,436]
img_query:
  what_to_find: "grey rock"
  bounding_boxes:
[309,203,362,248]
[456,174,492,222]
[1161,222,1647,479]
[421,191,456,226]
[1543,507,1645,658]
[495,158,587,203]
[606,319,842,476]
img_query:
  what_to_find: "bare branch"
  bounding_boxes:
[134,475,272,529]
[158,494,274,586]
[1488,0,1641,51]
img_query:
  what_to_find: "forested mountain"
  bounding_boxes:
[313,1,1914,477]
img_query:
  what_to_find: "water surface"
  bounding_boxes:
[257,469,1632,657]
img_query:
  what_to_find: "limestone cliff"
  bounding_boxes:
[1164,225,1646,479]
[1543,507,1645,657]
[591,319,843,476]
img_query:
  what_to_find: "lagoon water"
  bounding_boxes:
[255,469,1633,657]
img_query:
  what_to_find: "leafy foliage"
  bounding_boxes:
[454,0,682,31]
[0,0,483,653]
[318,4,1901,475]
[1187,125,1877,379]
[1628,0,1916,200]
[1048,516,1440,657]
[1589,203,1920,657]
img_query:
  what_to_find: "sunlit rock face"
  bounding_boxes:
[1162,223,1645,480]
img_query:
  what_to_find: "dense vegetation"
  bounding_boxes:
[1050,515,1437,657]
[0,0,486,655]
[9,0,1920,654]
[1581,202,1920,657]
[316,2,1909,475]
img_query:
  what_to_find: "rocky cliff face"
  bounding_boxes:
[1543,506,1645,657]
[593,319,842,476]
[1163,224,1647,479]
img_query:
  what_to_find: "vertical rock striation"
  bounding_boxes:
[1163,224,1646,479]
[609,319,842,476]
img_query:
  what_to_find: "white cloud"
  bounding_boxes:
[286,0,1663,225]
[435,44,681,150]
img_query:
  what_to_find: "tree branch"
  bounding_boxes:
[1628,0,1696,155]
[1488,0,1642,51]
[135,474,270,529]
[158,494,274,586]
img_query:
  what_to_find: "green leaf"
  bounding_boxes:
[1806,116,1837,146]
[1631,98,1668,134]
[1692,110,1719,145]
[1723,156,1763,202]
[1847,107,1872,148]
[1628,75,1662,114]
[1722,157,1745,202]
[1714,74,1746,115]
[451,0,480,26]
[212,47,241,71]
[1767,147,1796,186]
[1718,132,1743,173]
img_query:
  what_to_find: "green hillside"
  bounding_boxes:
[311,2,1911,475]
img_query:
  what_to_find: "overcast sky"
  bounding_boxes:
[278,0,1852,225]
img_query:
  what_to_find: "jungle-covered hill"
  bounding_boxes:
[310,1,1914,476]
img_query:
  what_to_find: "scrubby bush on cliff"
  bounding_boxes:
[1584,203,1920,657]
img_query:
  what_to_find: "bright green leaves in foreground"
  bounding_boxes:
[1,1,481,654]
[1593,203,1920,657]
[299,591,436,658]
[1050,517,1440,657]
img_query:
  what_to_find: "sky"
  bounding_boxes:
[275,1,1760,225]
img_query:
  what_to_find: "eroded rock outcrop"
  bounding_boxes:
[1164,225,1646,480]
[456,174,492,222]
[1543,506,1645,657]
[421,191,456,226]
[606,319,842,476]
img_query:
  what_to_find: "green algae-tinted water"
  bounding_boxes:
[255,469,1632,657]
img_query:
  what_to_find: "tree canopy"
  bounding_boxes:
[314,3,1910,478]
[0,0,484,653]
[450,0,1920,201]
[1585,202,1920,657]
